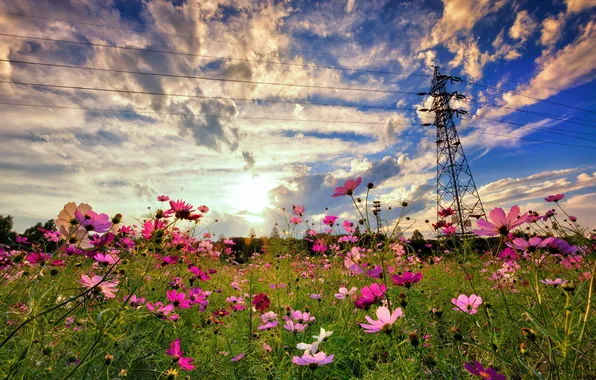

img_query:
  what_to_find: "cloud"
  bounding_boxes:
[242,150,255,170]
[564,0,596,13]
[422,0,509,49]
[509,10,537,42]
[540,12,566,46]
[346,0,356,13]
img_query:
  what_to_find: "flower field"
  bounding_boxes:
[0,179,594,379]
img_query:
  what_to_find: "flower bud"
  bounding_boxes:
[521,327,536,341]
[409,332,420,347]
[450,326,462,341]
[367,182,374,189]
[111,213,123,224]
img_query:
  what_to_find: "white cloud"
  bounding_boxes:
[564,0,596,13]
[509,10,537,41]
[540,12,566,46]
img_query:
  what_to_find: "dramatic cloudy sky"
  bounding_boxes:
[0,0,595,236]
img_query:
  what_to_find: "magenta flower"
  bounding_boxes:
[354,283,386,310]
[438,207,455,218]
[166,339,195,371]
[473,206,528,236]
[27,252,51,265]
[166,289,192,309]
[332,177,362,197]
[157,195,170,202]
[147,302,178,321]
[507,236,544,252]
[391,272,423,288]
[75,210,111,233]
[292,351,334,367]
[168,199,195,220]
[189,288,209,311]
[452,294,483,314]
[189,266,211,281]
[15,236,30,245]
[128,294,146,307]
[312,239,327,253]
[252,293,270,312]
[231,352,245,362]
[360,306,404,333]
[322,215,339,226]
[93,253,118,265]
[464,361,506,379]
[80,274,119,299]
[141,219,166,240]
[545,193,564,202]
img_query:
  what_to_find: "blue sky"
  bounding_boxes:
[0,0,595,236]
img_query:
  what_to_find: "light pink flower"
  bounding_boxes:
[360,306,404,333]
[473,206,528,236]
[332,177,362,197]
[80,274,119,299]
[292,351,334,367]
[451,294,483,314]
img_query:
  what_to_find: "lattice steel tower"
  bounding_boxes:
[425,66,486,235]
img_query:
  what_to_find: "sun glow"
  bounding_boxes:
[227,175,274,214]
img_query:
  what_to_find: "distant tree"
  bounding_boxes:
[0,215,16,245]
[23,219,56,244]
[270,226,280,239]
[411,229,425,242]
[248,228,256,238]
[218,233,226,242]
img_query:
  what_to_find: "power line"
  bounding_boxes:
[463,81,596,115]
[0,79,416,111]
[0,10,400,65]
[470,114,596,136]
[0,33,430,79]
[466,98,596,128]
[0,59,417,95]
[465,115,596,144]
[421,123,596,151]
[0,100,416,126]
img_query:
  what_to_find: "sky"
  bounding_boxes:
[0,0,595,237]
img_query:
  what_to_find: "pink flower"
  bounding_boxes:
[198,205,209,213]
[189,288,209,311]
[312,239,327,253]
[332,177,362,197]
[442,225,456,235]
[16,236,30,245]
[75,210,111,233]
[452,294,483,314]
[438,208,455,218]
[464,361,506,379]
[292,205,305,215]
[147,302,178,320]
[166,289,192,309]
[360,306,404,333]
[231,353,245,362]
[80,274,119,299]
[541,278,567,286]
[223,239,235,245]
[322,215,339,226]
[292,351,334,367]
[166,339,195,371]
[168,199,195,220]
[56,202,92,234]
[545,194,564,202]
[289,216,303,225]
[94,252,118,265]
[284,320,307,332]
[128,294,146,307]
[473,206,528,236]
[189,266,211,281]
[141,219,166,240]
[354,283,386,310]
[390,272,423,288]
[157,195,170,202]
[335,286,357,300]
[27,252,51,265]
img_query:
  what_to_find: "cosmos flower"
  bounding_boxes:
[127,294,146,307]
[540,278,568,286]
[290,216,303,225]
[168,199,195,220]
[231,353,245,362]
[332,177,362,197]
[147,302,178,321]
[452,294,483,314]
[166,289,192,309]
[284,319,307,333]
[438,207,455,218]
[292,205,305,215]
[75,210,112,234]
[80,274,119,299]
[360,306,404,333]
[354,283,386,310]
[292,351,334,367]
[157,195,170,202]
[252,293,270,312]
[464,361,506,379]
[322,215,339,226]
[166,339,195,371]
[56,202,92,234]
[334,286,357,300]
[473,206,528,237]
[507,236,544,252]
[94,253,118,265]
[391,272,423,288]
[544,194,564,202]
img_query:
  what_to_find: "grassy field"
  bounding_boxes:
[0,192,594,379]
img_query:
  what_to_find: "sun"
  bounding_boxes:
[227,174,273,214]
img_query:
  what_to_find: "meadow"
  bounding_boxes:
[0,178,594,379]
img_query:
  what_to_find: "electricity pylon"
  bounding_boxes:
[421,66,486,235]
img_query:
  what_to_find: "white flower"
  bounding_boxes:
[296,341,320,354]
[313,327,333,343]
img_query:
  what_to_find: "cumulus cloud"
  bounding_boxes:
[564,0,596,13]
[509,10,537,41]
[540,12,566,46]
